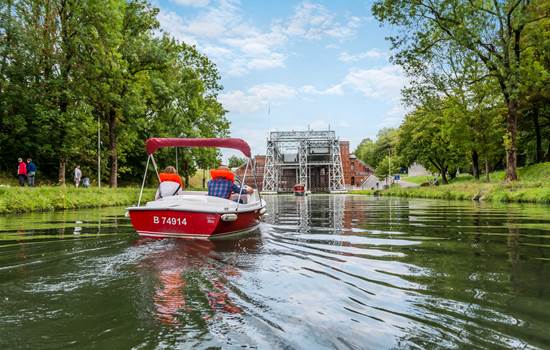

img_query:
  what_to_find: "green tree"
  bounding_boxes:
[354,128,399,169]
[0,0,98,183]
[372,0,550,181]
[374,155,400,179]
[517,10,550,164]
[402,47,506,181]
[228,155,246,169]
[354,138,376,167]
[0,0,229,186]
[398,99,462,184]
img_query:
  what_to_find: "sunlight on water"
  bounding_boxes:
[1,195,549,349]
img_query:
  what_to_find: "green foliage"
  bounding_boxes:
[374,155,400,178]
[372,0,550,181]
[401,175,431,185]
[398,98,464,184]
[354,128,399,169]
[353,162,550,204]
[0,0,229,186]
[354,138,376,167]
[228,156,246,169]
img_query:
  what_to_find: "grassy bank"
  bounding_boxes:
[0,186,155,214]
[352,163,550,204]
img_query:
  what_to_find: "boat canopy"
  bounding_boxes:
[145,138,252,158]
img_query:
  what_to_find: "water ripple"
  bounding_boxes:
[1,196,550,349]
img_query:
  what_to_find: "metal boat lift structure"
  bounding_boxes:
[262,130,347,194]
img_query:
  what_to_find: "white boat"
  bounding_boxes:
[127,138,266,239]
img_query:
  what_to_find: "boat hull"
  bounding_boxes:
[128,208,262,239]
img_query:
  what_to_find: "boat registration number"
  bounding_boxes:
[153,216,187,226]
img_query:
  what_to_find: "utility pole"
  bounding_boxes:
[97,115,101,188]
[388,148,391,186]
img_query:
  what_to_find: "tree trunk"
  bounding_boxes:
[533,107,543,163]
[183,161,190,187]
[108,109,117,188]
[545,141,550,162]
[505,100,518,181]
[58,157,66,185]
[202,169,206,189]
[441,167,448,185]
[485,157,490,183]
[471,150,480,180]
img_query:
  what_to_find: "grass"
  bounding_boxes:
[0,169,211,214]
[0,186,155,214]
[351,162,550,204]
[401,175,432,185]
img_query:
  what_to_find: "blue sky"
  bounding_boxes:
[156,0,409,156]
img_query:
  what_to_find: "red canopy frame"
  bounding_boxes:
[145,138,252,158]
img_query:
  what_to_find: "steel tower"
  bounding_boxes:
[262,130,346,193]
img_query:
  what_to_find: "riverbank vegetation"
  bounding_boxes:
[0,0,227,187]
[356,0,550,184]
[0,186,155,214]
[352,163,550,204]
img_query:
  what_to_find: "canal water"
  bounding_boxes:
[1,195,549,349]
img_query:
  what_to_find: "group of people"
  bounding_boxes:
[17,158,37,186]
[155,165,253,201]
[16,158,89,188]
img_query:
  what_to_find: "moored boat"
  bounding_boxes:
[293,184,306,196]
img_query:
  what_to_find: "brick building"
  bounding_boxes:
[340,141,373,187]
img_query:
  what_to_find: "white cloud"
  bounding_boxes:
[378,104,412,128]
[157,1,288,76]
[338,49,386,62]
[181,0,239,38]
[300,65,407,101]
[157,10,198,45]
[202,45,233,59]
[157,1,364,76]
[170,0,210,7]
[300,84,344,95]
[247,53,286,70]
[219,84,297,114]
[342,66,407,100]
[222,31,287,56]
[281,2,361,40]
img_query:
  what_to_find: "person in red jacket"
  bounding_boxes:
[17,158,27,186]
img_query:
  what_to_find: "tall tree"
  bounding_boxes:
[372,0,550,181]
[399,99,462,184]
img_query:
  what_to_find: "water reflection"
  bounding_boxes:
[136,235,261,328]
[267,194,349,233]
[261,195,550,349]
[1,197,550,349]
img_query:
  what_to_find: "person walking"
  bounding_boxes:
[74,166,82,187]
[17,158,27,186]
[26,158,37,187]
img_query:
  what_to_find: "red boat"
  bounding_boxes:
[127,138,266,239]
[293,184,306,196]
